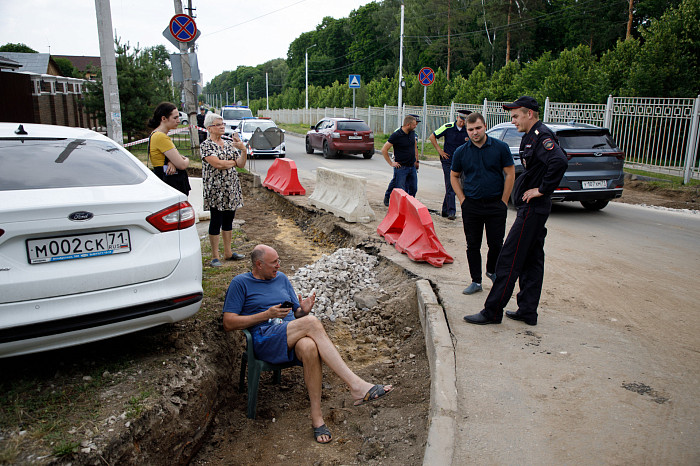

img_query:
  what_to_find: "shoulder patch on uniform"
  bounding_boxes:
[543,138,554,150]
[445,123,454,128]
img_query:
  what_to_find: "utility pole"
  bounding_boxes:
[94,0,123,144]
[305,43,317,110]
[397,1,405,128]
[173,0,198,151]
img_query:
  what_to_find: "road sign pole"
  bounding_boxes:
[353,89,356,118]
[421,85,427,157]
[171,3,198,152]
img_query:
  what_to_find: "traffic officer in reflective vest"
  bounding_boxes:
[429,109,472,219]
[464,96,568,327]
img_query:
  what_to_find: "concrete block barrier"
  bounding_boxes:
[309,167,376,223]
[188,177,210,222]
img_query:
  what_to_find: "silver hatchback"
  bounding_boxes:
[487,122,625,210]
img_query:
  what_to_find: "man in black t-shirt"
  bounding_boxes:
[381,114,420,202]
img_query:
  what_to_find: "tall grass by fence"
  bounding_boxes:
[261,95,700,183]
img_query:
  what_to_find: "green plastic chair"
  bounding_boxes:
[238,328,296,419]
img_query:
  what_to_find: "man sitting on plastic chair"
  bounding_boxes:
[222,244,393,444]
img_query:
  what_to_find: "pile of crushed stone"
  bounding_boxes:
[290,248,384,321]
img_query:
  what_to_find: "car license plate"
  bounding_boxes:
[27,230,131,264]
[582,180,607,189]
[348,136,363,140]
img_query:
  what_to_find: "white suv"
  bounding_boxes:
[221,105,254,136]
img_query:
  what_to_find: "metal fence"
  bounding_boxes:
[261,95,700,183]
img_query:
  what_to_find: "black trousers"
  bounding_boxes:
[482,202,549,322]
[461,197,508,284]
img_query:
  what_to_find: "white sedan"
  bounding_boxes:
[0,123,203,358]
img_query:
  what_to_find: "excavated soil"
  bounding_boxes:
[0,174,429,465]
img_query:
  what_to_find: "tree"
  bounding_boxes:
[0,43,37,53]
[625,0,700,97]
[53,57,79,78]
[83,39,174,140]
[542,45,609,103]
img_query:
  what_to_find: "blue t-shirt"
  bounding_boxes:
[388,127,417,166]
[223,272,300,332]
[451,135,514,199]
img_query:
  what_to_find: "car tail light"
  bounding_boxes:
[612,151,625,160]
[331,132,340,138]
[615,184,623,189]
[554,187,572,192]
[147,202,196,232]
[369,132,374,139]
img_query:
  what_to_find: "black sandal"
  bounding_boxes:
[313,424,332,444]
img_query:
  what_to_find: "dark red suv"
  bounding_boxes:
[305,118,375,159]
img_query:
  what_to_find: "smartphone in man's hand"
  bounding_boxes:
[281,301,294,309]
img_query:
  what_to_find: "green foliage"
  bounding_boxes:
[542,45,610,103]
[83,39,174,140]
[626,0,700,97]
[53,57,79,78]
[207,0,695,111]
[0,42,37,53]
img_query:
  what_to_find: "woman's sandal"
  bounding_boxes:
[313,424,332,444]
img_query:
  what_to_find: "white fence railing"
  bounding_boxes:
[261,95,700,183]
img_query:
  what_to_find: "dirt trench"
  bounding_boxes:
[0,173,430,465]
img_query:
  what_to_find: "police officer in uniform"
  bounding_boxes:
[429,109,472,219]
[464,96,568,326]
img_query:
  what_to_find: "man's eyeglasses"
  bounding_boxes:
[209,123,226,127]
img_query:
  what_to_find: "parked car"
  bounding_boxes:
[221,105,254,137]
[306,118,375,159]
[179,111,189,125]
[236,118,286,158]
[0,123,203,358]
[486,122,624,210]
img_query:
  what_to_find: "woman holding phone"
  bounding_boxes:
[147,102,191,195]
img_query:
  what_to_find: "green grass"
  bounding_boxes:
[126,389,154,419]
[625,168,700,187]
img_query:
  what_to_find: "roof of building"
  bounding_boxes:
[0,52,51,74]
[0,55,22,70]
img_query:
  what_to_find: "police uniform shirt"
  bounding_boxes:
[387,127,417,166]
[432,121,469,156]
[512,120,568,211]
[451,135,514,199]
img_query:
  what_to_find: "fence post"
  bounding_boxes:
[482,98,488,121]
[368,105,372,132]
[683,95,700,184]
[603,95,614,129]
[383,104,387,134]
[544,97,550,122]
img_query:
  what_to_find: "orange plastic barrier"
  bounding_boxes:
[377,189,454,268]
[262,158,306,195]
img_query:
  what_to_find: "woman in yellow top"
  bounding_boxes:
[147,102,191,195]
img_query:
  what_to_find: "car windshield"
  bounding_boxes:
[557,131,616,150]
[503,129,524,148]
[0,138,147,191]
[222,109,253,120]
[337,121,370,131]
[241,121,276,132]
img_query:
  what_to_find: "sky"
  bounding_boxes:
[0,0,375,86]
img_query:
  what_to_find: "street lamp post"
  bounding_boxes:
[305,44,317,111]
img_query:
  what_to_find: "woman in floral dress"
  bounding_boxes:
[201,113,248,267]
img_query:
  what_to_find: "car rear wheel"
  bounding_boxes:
[323,141,335,159]
[305,138,314,154]
[363,150,374,159]
[580,200,609,211]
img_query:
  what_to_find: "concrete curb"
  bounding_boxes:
[416,279,457,466]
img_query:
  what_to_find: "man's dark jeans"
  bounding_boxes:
[440,158,456,216]
[460,197,507,283]
[385,165,417,199]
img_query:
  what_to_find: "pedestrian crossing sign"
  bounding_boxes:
[349,75,361,88]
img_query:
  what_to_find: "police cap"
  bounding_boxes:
[503,96,540,112]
